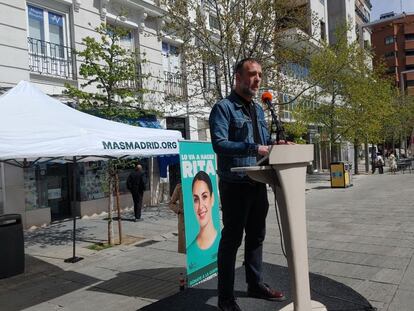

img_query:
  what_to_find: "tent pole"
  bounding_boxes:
[64,156,83,263]
[0,162,6,215]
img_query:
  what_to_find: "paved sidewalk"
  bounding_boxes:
[0,171,413,310]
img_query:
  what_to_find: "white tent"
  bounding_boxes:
[0,81,182,161]
[0,81,183,262]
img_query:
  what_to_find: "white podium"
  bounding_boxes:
[232,145,326,311]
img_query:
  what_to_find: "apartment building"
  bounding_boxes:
[327,0,372,47]
[367,12,414,96]
[0,0,206,227]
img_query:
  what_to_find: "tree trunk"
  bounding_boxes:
[115,173,122,245]
[354,140,359,175]
[108,178,114,245]
[364,140,369,173]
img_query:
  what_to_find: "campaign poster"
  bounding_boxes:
[179,141,221,287]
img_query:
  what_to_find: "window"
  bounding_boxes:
[209,14,220,30]
[384,51,395,58]
[281,62,309,80]
[386,66,395,74]
[405,34,414,41]
[203,62,216,91]
[162,42,181,73]
[162,42,184,96]
[407,80,414,87]
[27,5,73,79]
[28,5,66,56]
[281,93,297,120]
[385,35,394,45]
[406,64,414,70]
[320,20,326,41]
[406,50,414,56]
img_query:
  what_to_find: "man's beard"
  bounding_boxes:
[240,84,257,97]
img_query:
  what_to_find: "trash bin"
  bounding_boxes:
[0,214,25,278]
[330,162,352,188]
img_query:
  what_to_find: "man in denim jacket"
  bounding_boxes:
[209,58,286,311]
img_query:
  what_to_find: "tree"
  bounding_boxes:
[297,28,394,173]
[161,0,318,115]
[384,93,414,155]
[64,23,151,245]
[65,23,152,119]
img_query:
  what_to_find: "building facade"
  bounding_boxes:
[327,0,372,47]
[0,0,209,227]
[368,12,414,96]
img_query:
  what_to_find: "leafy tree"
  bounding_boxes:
[297,27,394,173]
[64,23,153,119]
[64,23,152,245]
[160,0,318,114]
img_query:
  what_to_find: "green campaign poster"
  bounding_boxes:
[179,141,221,286]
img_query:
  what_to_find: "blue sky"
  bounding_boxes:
[371,0,414,21]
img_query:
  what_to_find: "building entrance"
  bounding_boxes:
[46,164,71,221]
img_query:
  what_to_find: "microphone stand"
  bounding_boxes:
[263,99,286,142]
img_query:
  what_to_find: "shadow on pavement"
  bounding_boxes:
[311,186,332,190]
[24,222,105,248]
[137,263,373,311]
[0,254,99,311]
[89,267,186,301]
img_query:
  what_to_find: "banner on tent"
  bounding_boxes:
[179,141,221,287]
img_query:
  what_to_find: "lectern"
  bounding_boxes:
[232,145,326,311]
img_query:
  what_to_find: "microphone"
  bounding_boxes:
[261,91,273,104]
[260,91,286,142]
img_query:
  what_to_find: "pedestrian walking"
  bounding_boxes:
[127,164,146,221]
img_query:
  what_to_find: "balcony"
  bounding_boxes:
[363,0,372,9]
[113,60,143,91]
[164,71,186,98]
[355,5,369,23]
[27,37,74,80]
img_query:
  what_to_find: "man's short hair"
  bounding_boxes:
[234,58,260,75]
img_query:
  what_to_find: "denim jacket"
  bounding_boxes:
[209,91,272,182]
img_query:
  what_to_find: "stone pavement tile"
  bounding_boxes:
[312,273,365,289]
[387,288,414,311]
[0,274,95,311]
[312,249,410,270]
[148,240,181,252]
[262,252,288,267]
[399,258,414,290]
[370,300,387,311]
[371,268,405,285]
[73,265,120,281]
[309,259,380,280]
[36,286,149,311]
[91,271,179,301]
[308,239,413,258]
[354,280,397,304]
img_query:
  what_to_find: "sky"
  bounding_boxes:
[371,0,414,21]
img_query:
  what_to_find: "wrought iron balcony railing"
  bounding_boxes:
[113,60,143,91]
[164,71,186,97]
[355,5,369,23]
[27,37,74,80]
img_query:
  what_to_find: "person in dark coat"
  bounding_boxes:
[127,164,146,221]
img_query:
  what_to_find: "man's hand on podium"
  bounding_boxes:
[258,145,270,156]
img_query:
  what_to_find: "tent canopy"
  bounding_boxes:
[0,81,182,161]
